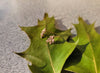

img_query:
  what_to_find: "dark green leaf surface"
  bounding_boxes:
[16,13,78,73]
[64,17,100,73]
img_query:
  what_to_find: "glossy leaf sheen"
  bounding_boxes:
[16,13,77,73]
[64,17,100,73]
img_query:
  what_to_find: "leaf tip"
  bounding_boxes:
[44,12,48,18]
[38,19,40,22]
[19,26,25,31]
[15,52,25,58]
[78,16,83,20]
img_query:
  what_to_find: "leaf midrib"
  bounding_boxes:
[84,26,97,73]
[46,44,56,73]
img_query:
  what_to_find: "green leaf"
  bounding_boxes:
[16,13,78,73]
[45,13,56,33]
[64,17,100,73]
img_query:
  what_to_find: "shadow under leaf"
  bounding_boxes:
[63,43,89,72]
[95,26,100,34]
[61,70,74,73]
[55,19,68,31]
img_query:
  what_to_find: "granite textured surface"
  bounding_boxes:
[0,0,100,73]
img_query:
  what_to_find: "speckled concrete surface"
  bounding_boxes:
[0,0,100,73]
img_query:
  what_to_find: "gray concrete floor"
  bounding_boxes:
[0,0,100,73]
